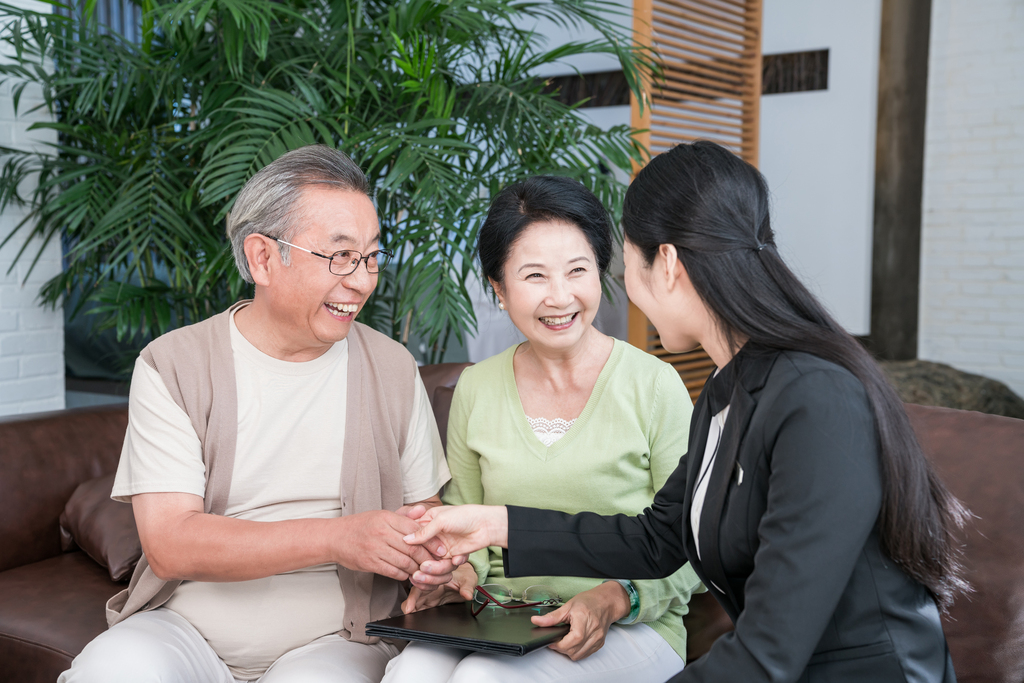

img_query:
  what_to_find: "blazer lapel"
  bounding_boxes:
[697,383,755,617]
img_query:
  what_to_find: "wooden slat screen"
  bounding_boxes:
[629,0,763,403]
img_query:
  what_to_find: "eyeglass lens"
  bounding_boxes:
[329,250,392,275]
[472,584,559,605]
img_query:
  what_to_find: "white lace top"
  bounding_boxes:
[526,416,576,447]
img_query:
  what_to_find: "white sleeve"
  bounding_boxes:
[399,374,451,504]
[111,357,207,503]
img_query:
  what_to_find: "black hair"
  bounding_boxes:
[623,140,968,608]
[478,176,613,288]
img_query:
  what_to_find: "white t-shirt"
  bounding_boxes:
[112,310,450,679]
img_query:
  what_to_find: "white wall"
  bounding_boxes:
[758,0,882,335]
[0,0,64,415]
[918,0,1024,397]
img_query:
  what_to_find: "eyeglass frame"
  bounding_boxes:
[270,237,394,276]
[470,583,561,617]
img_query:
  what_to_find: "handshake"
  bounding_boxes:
[396,504,508,592]
[332,503,504,590]
[397,504,634,662]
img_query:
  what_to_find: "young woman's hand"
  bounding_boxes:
[530,581,632,661]
[401,563,478,614]
[404,505,508,583]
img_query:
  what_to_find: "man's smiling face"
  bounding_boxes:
[261,186,381,355]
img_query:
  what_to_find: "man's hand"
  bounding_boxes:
[530,582,632,661]
[395,498,462,589]
[328,509,448,582]
[132,490,455,584]
[401,563,478,614]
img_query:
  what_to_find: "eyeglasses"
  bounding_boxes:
[274,238,394,276]
[471,583,561,617]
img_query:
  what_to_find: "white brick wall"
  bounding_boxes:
[0,0,64,415]
[919,0,1024,397]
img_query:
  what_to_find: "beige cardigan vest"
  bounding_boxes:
[106,301,417,642]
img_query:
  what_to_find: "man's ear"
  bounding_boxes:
[244,234,277,287]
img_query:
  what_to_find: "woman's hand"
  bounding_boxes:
[404,505,508,583]
[401,563,478,614]
[530,581,632,661]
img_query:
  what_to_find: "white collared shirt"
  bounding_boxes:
[691,403,731,562]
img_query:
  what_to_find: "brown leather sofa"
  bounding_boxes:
[1,368,1021,683]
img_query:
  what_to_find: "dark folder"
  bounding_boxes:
[365,602,570,656]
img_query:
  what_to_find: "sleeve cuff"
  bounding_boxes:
[502,548,513,576]
[607,579,641,624]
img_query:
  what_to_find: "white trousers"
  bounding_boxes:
[58,608,399,683]
[381,622,684,683]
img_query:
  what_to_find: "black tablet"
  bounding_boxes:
[366,602,570,656]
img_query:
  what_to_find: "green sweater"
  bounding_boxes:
[442,339,704,661]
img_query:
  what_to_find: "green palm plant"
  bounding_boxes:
[0,0,648,366]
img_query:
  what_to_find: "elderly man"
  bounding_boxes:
[60,145,453,683]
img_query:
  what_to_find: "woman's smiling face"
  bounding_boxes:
[492,220,603,354]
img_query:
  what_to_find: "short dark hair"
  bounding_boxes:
[478,176,613,288]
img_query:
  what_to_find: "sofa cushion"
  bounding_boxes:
[419,363,471,406]
[0,551,121,683]
[419,363,470,454]
[0,406,128,573]
[906,404,1024,683]
[682,590,733,663]
[432,386,456,452]
[59,474,141,582]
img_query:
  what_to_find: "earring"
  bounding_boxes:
[498,301,505,310]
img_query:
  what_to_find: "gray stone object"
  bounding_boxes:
[880,360,1024,420]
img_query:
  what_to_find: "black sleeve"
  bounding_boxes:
[503,451,690,580]
[679,369,882,683]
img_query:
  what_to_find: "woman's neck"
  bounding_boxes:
[700,323,745,370]
[516,327,613,388]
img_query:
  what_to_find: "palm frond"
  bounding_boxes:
[0,0,649,363]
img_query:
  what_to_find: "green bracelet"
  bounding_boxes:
[605,579,640,624]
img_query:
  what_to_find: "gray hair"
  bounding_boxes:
[225,145,371,283]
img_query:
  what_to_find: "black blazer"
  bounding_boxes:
[503,348,955,683]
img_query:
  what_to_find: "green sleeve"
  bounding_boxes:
[440,378,491,586]
[629,363,705,624]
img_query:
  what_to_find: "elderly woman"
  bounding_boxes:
[382,176,703,683]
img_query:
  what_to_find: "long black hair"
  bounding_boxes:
[624,140,967,608]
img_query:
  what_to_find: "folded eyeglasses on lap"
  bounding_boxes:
[471,584,561,617]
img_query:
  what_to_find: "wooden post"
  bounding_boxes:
[627,0,653,353]
[867,0,933,360]
[745,0,763,168]
[627,301,650,350]
[631,0,653,172]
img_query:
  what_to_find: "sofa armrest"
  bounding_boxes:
[906,403,1024,682]
[0,406,128,573]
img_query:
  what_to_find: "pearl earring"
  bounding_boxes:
[498,302,505,310]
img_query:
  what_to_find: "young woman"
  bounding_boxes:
[408,142,967,683]
[383,176,703,683]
